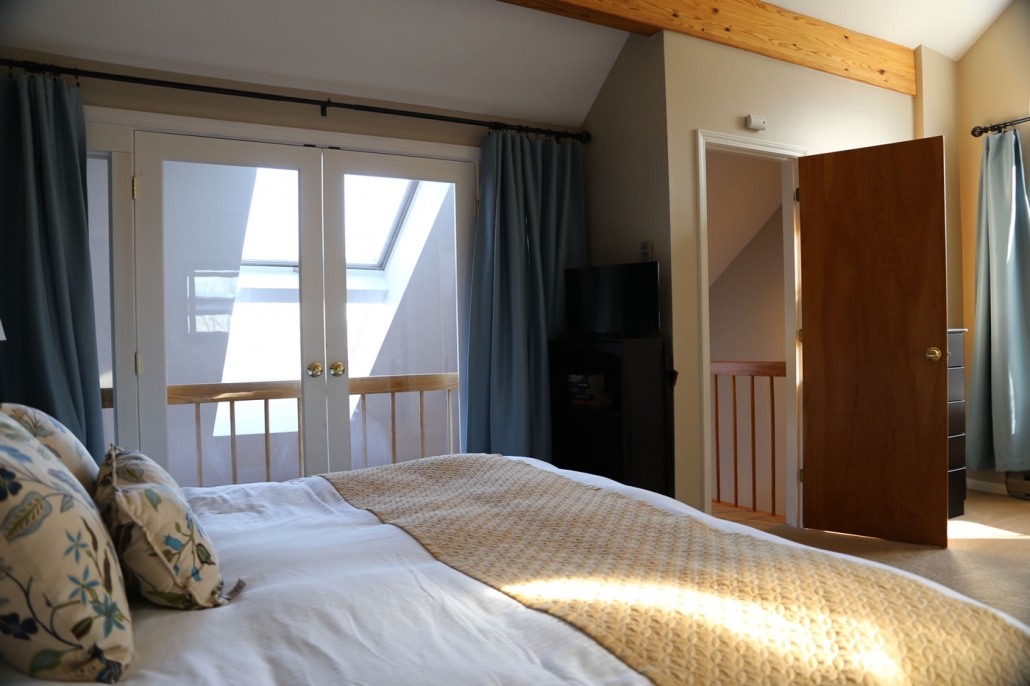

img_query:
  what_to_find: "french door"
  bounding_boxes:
[322,150,475,473]
[134,132,474,486]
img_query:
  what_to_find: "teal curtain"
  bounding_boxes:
[0,73,104,462]
[465,133,586,461]
[967,130,1030,472]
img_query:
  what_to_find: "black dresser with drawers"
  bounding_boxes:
[948,329,967,518]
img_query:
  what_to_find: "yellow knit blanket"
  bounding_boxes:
[323,454,1030,685]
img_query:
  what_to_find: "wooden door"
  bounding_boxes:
[800,137,948,547]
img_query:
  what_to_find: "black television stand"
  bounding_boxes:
[548,336,674,496]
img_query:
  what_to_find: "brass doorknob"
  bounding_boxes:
[329,362,345,377]
[925,347,942,362]
[307,362,324,377]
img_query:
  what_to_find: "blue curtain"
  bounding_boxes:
[0,74,105,462]
[465,133,586,461]
[967,130,1030,472]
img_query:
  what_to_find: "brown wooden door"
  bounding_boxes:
[800,137,948,548]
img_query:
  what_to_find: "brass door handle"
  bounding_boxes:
[329,362,345,377]
[307,362,324,377]
[925,347,942,362]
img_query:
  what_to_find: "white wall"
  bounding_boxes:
[662,32,915,508]
[705,151,782,284]
[581,33,672,336]
[709,209,787,513]
[915,46,963,328]
[957,0,1030,486]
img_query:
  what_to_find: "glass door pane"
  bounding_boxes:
[134,133,326,486]
[86,155,115,449]
[323,151,476,470]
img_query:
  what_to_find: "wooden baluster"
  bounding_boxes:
[770,375,776,516]
[750,375,757,512]
[714,376,721,503]
[391,392,397,464]
[195,403,203,488]
[419,391,426,458]
[264,399,271,483]
[447,389,453,455]
[361,394,368,469]
[230,401,238,485]
[732,376,739,507]
[297,399,304,477]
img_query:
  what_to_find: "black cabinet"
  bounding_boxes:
[948,329,967,518]
[549,338,673,496]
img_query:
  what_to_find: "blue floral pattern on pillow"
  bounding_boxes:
[95,447,229,610]
[0,404,99,494]
[0,413,132,682]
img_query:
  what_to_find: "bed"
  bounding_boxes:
[2,455,1028,685]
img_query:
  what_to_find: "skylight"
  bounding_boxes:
[345,175,414,268]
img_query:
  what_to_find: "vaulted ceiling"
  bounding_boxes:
[0,0,1013,128]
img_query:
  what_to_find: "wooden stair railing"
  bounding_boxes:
[710,361,786,515]
[100,372,459,485]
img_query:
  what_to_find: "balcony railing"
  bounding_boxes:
[101,373,459,485]
[711,361,786,515]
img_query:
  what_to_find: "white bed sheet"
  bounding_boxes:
[3,457,1026,685]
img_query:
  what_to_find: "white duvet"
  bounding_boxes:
[3,457,1026,685]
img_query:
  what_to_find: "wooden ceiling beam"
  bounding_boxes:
[500,0,917,96]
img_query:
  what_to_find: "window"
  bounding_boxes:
[344,175,416,268]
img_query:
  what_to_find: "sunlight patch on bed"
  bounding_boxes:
[948,520,1030,540]
[504,578,904,682]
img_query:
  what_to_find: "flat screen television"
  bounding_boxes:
[565,262,660,337]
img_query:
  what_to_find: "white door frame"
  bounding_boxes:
[85,106,480,472]
[133,131,327,473]
[321,149,477,472]
[696,130,807,526]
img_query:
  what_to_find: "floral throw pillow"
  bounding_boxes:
[0,413,132,683]
[94,447,231,610]
[0,404,99,494]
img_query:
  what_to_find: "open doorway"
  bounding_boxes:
[696,131,806,527]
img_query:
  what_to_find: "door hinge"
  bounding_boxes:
[132,176,138,200]
[794,187,800,202]
[797,328,803,343]
[474,198,479,217]
[134,352,140,376]
[798,468,804,483]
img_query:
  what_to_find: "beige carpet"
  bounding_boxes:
[761,490,1030,626]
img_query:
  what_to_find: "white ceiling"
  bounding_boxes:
[774,0,1012,61]
[0,0,628,128]
[0,0,1013,128]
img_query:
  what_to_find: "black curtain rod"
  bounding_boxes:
[971,115,1030,137]
[1,57,591,144]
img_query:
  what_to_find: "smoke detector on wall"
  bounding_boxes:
[745,115,767,131]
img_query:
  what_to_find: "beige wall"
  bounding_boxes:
[705,151,782,284]
[662,32,914,508]
[0,48,561,148]
[915,46,964,328]
[709,208,787,514]
[581,33,672,336]
[957,0,1030,486]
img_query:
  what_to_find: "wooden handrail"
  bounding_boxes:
[710,360,786,377]
[99,372,459,485]
[711,360,783,516]
[101,373,460,408]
